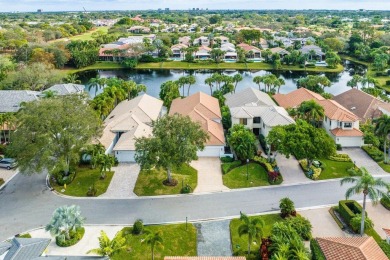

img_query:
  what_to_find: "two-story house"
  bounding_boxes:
[225,88,295,137]
[193,36,210,47]
[273,88,363,147]
[170,43,188,60]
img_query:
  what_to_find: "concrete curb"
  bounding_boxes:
[0,171,18,191]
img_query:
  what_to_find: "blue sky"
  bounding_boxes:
[1,0,390,12]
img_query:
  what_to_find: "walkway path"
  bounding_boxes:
[195,220,232,256]
[342,148,388,176]
[191,158,229,193]
[99,163,139,198]
[276,155,312,185]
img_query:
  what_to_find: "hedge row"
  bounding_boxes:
[253,156,274,172]
[378,241,390,258]
[328,153,352,162]
[56,227,85,247]
[338,200,364,225]
[362,145,383,162]
[380,197,390,210]
[221,161,242,175]
[310,239,326,260]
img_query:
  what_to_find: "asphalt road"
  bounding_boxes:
[1,172,389,241]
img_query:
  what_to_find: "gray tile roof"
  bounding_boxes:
[224,87,276,108]
[0,241,11,255]
[44,84,85,96]
[4,238,50,260]
[0,90,40,113]
[230,105,295,126]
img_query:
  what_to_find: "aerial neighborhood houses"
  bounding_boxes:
[225,88,295,137]
[274,88,364,147]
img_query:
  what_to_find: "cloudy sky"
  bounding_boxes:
[2,0,390,12]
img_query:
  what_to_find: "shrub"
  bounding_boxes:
[310,239,326,260]
[279,197,296,218]
[306,63,316,68]
[0,143,6,154]
[221,161,242,174]
[362,145,383,162]
[378,241,390,258]
[286,216,312,240]
[0,178,4,187]
[132,219,144,235]
[299,160,322,180]
[338,200,364,226]
[328,153,352,162]
[16,233,31,238]
[350,214,374,233]
[336,144,342,151]
[347,167,362,176]
[52,170,76,186]
[386,80,390,86]
[380,197,390,210]
[56,227,85,247]
[258,134,269,154]
[180,184,192,194]
[220,156,235,163]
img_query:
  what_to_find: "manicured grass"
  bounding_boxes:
[230,213,284,257]
[317,158,356,180]
[112,223,197,260]
[223,163,269,189]
[50,166,114,197]
[67,61,126,73]
[133,164,197,196]
[53,27,109,42]
[378,161,390,173]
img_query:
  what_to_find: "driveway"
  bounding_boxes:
[276,154,312,185]
[196,220,232,256]
[99,163,140,198]
[191,158,229,193]
[342,148,388,176]
[365,202,390,239]
[0,168,17,185]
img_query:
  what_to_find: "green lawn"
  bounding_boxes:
[230,213,284,257]
[112,223,197,260]
[223,163,269,189]
[53,27,109,42]
[317,158,356,180]
[50,166,114,197]
[378,161,390,173]
[133,164,197,196]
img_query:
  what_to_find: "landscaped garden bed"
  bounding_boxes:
[50,166,114,197]
[133,164,197,196]
[362,145,390,173]
[112,223,196,260]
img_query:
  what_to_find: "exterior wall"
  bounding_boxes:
[197,146,225,157]
[114,150,136,162]
[231,117,273,137]
[334,136,363,147]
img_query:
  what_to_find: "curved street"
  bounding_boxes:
[1,171,389,241]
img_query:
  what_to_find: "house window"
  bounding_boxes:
[344,122,352,128]
[240,118,247,125]
[339,122,342,128]
[263,122,265,128]
[329,120,331,127]
[253,117,261,124]
[325,117,327,122]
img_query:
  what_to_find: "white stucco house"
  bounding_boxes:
[225,88,295,137]
[274,88,364,147]
[99,94,165,162]
[169,92,225,157]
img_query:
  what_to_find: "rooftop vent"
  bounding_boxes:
[351,107,356,110]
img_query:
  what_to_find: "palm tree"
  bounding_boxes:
[297,100,325,127]
[274,78,285,94]
[253,75,264,91]
[42,90,57,99]
[238,212,265,255]
[205,77,215,95]
[96,154,115,179]
[87,230,127,257]
[142,230,163,260]
[45,205,85,241]
[340,168,389,236]
[374,114,390,163]
[232,74,243,93]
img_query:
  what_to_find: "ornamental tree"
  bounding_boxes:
[228,124,257,162]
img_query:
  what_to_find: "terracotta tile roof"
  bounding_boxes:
[165,257,246,260]
[169,92,225,146]
[316,237,388,260]
[333,88,390,121]
[237,43,261,52]
[171,43,188,50]
[383,228,390,237]
[269,47,290,55]
[273,88,324,108]
[331,128,363,137]
[318,99,359,121]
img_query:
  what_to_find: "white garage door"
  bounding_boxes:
[115,150,136,163]
[337,137,363,147]
[197,146,224,157]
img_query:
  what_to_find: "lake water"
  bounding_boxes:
[77,60,367,98]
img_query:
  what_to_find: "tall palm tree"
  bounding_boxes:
[340,168,389,236]
[374,114,390,163]
[88,76,102,96]
[87,230,127,257]
[96,154,115,179]
[297,100,325,127]
[205,77,215,95]
[253,75,264,91]
[274,78,285,94]
[232,74,243,93]
[238,212,265,255]
[142,230,164,260]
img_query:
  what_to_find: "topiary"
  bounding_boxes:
[132,219,144,235]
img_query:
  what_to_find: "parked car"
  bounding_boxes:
[0,158,17,170]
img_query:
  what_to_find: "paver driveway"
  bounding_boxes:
[191,157,229,193]
[99,163,140,198]
[276,154,312,185]
[342,148,388,176]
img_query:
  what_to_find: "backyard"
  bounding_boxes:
[222,163,269,189]
[50,166,114,197]
[112,223,197,260]
[133,164,197,196]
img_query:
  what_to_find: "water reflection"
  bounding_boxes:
[76,61,367,99]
